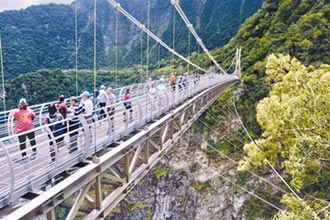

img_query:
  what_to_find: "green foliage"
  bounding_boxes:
[212,0,329,138]
[243,183,281,220]
[207,2,330,217]
[275,194,330,220]
[192,180,211,192]
[108,206,121,218]
[153,165,170,179]
[235,171,251,186]
[130,201,149,211]
[0,0,263,78]
[239,54,330,219]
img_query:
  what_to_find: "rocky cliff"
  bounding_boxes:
[108,124,282,220]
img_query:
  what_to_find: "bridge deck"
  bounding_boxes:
[0,74,238,210]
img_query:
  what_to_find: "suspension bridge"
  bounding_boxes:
[0,0,241,219]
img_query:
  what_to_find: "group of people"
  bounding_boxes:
[169,71,200,91]
[12,72,200,163]
[13,96,85,163]
[12,85,121,163]
[96,85,132,122]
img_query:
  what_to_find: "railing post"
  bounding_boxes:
[7,109,14,137]
[79,115,91,159]
[39,103,46,133]
[45,125,59,177]
[0,139,15,206]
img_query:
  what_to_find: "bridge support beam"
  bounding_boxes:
[95,176,102,210]
[66,180,94,220]
[46,209,56,220]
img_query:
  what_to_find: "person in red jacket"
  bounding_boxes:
[13,98,37,160]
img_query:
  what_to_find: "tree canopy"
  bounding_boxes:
[239,54,330,219]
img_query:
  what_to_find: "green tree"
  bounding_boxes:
[239,54,330,219]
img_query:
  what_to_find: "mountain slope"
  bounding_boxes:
[0,0,264,78]
[211,0,330,135]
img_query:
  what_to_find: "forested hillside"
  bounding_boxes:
[212,0,330,134]
[199,0,330,219]
[0,0,263,78]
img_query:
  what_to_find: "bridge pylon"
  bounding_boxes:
[234,47,241,78]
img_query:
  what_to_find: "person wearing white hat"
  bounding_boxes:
[81,91,94,142]
[13,98,37,161]
[81,91,93,124]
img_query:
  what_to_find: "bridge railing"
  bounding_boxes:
[0,73,228,208]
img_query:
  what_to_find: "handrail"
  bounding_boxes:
[0,74,238,208]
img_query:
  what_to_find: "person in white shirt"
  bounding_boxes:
[106,87,116,116]
[97,85,108,119]
[157,77,167,106]
[106,87,116,132]
[81,91,93,124]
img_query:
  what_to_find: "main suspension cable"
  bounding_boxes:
[106,0,207,73]
[171,0,227,74]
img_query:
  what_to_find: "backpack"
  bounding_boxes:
[124,100,131,107]
[47,114,64,137]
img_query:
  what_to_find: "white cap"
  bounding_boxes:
[19,98,27,104]
[81,91,90,97]
[100,85,105,90]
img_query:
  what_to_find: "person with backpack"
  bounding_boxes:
[55,95,70,140]
[67,97,85,154]
[122,88,133,122]
[13,98,37,161]
[45,104,65,162]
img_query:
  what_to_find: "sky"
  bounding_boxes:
[0,0,74,12]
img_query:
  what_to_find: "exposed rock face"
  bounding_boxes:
[108,132,253,220]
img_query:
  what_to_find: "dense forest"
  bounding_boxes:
[212,0,330,135]
[0,0,263,78]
